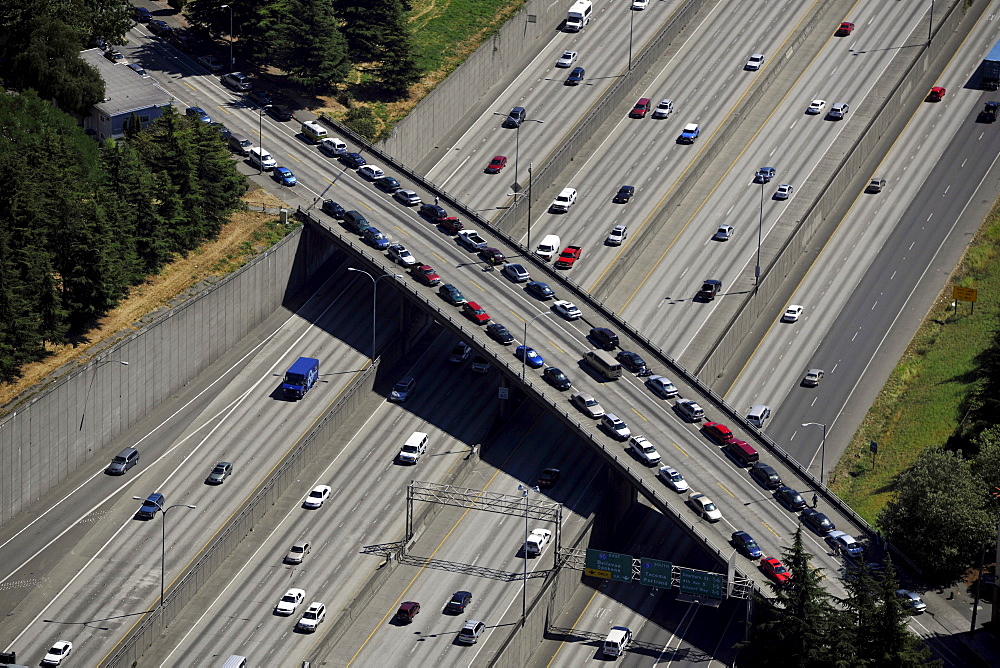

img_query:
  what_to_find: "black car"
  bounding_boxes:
[210,122,231,139]
[169,32,196,52]
[377,176,400,192]
[613,185,635,203]
[445,590,472,614]
[321,200,346,219]
[800,508,835,534]
[525,281,555,300]
[247,89,273,107]
[127,63,148,77]
[486,322,514,345]
[590,327,619,350]
[148,19,172,36]
[503,106,526,128]
[775,486,807,512]
[420,203,448,221]
[616,350,649,375]
[134,7,152,22]
[566,67,585,85]
[543,367,572,390]
[537,468,561,488]
[749,462,782,489]
[697,279,723,301]
[268,104,294,121]
[342,152,367,168]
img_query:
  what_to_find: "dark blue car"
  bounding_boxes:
[363,226,390,250]
[525,281,555,300]
[137,492,165,519]
[273,166,297,186]
[342,152,366,168]
[185,107,211,123]
[731,531,762,559]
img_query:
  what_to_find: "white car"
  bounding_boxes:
[275,587,306,615]
[197,55,224,72]
[296,601,327,631]
[303,485,331,509]
[553,300,582,319]
[502,263,531,282]
[658,466,689,492]
[745,53,765,71]
[647,375,678,398]
[688,492,722,521]
[632,0,649,9]
[394,189,421,206]
[606,224,628,245]
[550,187,577,212]
[807,99,827,114]
[556,50,578,68]
[782,305,804,322]
[802,368,825,386]
[629,435,661,465]
[457,230,487,250]
[397,438,427,464]
[714,225,734,241]
[358,165,384,180]
[775,184,794,200]
[524,528,552,556]
[387,243,417,266]
[601,413,631,440]
[896,590,927,613]
[825,530,864,558]
[652,98,673,118]
[571,391,605,418]
[42,641,73,665]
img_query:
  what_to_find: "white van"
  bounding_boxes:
[221,655,247,668]
[565,0,592,32]
[319,137,347,156]
[535,234,561,261]
[603,626,632,657]
[747,404,771,428]
[301,120,328,143]
[249,147,277,170]
[397,431,428,464]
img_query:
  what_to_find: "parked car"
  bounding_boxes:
[486,322,515,345]
[543,367,572,390]
[801,508,835,534]
[570,391,604,418]
[731,531,763,559]
[658,466,689,492]
[688,492,722,521]
[761,557,792,582]
[774,486,807,511]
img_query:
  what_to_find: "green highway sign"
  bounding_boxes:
[678,568,725,599]
[584,549,634,582]
[638,558,673,588]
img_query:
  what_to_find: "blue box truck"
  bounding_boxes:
[282,357,319,399]
[982,38,1000,90]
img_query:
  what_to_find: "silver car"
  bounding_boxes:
[285,540,311,564]
[647,375,678,399]
[570,391,605,418]
[502,263,530,282]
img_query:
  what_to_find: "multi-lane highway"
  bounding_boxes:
[3,0,994,664]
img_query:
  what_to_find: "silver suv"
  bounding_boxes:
[222,72,252,91]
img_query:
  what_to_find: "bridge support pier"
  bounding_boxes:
[592,467,638,547]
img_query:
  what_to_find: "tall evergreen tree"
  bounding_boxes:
[336,0,421,95]
[266,0,350,93]
[738,529,845,666]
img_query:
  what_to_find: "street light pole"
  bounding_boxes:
[628,8,634,71]
[517,484,538,624]
[80,358,129,431]
[522,311,553,380]
[258,105,266,174]
[347,268,403,363]
[133,497,196,609]
[527,162,533,253]
[221,4,234,69]
[756,180,764,287]
[928,0,934,43]
[801,422,827,485]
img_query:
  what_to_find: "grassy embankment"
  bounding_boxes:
[830,201,1000,523]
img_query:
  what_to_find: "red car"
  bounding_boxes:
[761,557,792,583]
[836,21,854,36]
[928,86,946,102]
[440,217,464,234]
[630,97,651,118]
[554,245,582,269]
[411,265,441,286]
[485,155,507,173]
[703,422,736,445]
[463,301,491,324]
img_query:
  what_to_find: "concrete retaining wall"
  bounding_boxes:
[0,223,335,528]
[377,0,571,168]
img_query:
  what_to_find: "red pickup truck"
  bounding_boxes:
[554,245,582,269]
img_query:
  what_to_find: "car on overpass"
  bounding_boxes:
[387,243,417,266]
[537,468,561,488]
[543,367,572,390]
[571,391,605,418]
[486,322,514,345]
[629,435,661,465]
[761,557,791,583]
[646,375,678,399]
[411,265,441,286]
[601,413,631,440]
[526,281,555,299]
[657,465,688,492]
[463,301,490,324]
[552,300,582,319]
[688,492,722,521]
[731,531,763,559]
[515,345,544,368]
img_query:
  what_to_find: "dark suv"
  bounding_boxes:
[589,327,619,350]
[445,590,472,614]
[503,106,526,128]
[775,486,807,512]
[749,462,782,489]
[420,203,448,221]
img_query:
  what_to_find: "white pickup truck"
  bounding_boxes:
[457,230,487,250]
